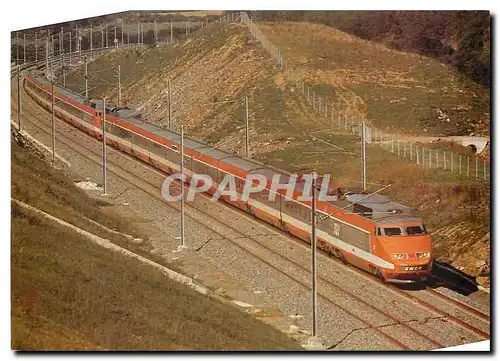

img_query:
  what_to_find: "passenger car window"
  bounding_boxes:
[406,225,426,235]
[384,227,402,236]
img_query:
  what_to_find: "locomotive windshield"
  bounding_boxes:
[377,224,427,237]
[384,227,402,236]
[406,225,427,235]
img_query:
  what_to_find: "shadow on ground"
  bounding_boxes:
[396,260,479,296]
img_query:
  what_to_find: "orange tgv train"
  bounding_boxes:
[24,74,432,283]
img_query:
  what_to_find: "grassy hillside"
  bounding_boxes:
[251,11,490,87]
[62,23,323,156]
[258,21,489,137]
[59,20,489,285]
[11,132,301,350]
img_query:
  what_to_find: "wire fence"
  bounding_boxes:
[373,134,490,181]
[292,79,490,182]
[240,12,287,71]
[11,12,241,66]
[18,12,490,184]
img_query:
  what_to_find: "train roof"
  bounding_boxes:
[345,193,418,223]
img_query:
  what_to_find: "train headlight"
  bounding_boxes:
[392,253,409,260]
[416,252,430,259]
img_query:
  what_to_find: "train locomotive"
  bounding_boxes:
[23,73,432,283]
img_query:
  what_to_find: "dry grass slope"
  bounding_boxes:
[11,135,301,350]
[61,20,489,284]
[63,23,324,156]
[259,22,490,137]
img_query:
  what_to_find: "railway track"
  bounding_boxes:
[11,70,490,350]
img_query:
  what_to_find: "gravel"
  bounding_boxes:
[13,83,490,350]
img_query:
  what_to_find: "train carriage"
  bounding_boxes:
[23,74,432,283]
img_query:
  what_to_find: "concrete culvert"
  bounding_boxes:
[467,144,478,155]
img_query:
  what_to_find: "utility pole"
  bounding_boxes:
[127,22,130,45]
[63,52,66,86]
[17,66,21,131]
[78,31,82,62]
[180,125,185,248]
[51,81,55,161]
[102,98,107,195]
[84,56,88,99]
[50,36,55,79]
[311,171,318,339]
[168,78,172,129]
[245,96,249,157]
[101,24,104,51]
[361,121,367,190]
[76,24,79,55]
[45,37,49,77]
[69,32,72,63]
[16,31,19,65]
[117,65,121,106]
[60,27,63,60]
[90,24,93,58]
[105,23,109,48]
[154,19,157,44]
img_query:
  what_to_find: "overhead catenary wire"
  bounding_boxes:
[317,184,392,223]
[309,134,360,159]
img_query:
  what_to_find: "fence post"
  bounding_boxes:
[422,147,425,168]
[444,150,446,171]
[459,154,462,175]
[391,137,394,153]
[416,146,419,164]
[451,152,454,172]
[403,142,406,158]
[467,156,470,177]
[410,142,413,160]
[429,148,432,168]
[475,156,478,179]
[436,148,439,169]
